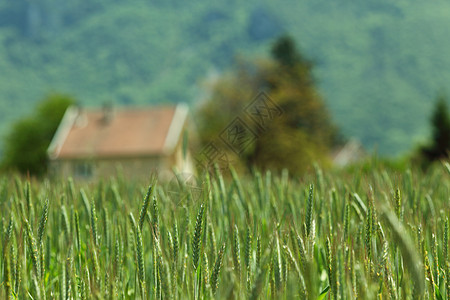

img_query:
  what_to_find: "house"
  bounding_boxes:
[332,139,366,167]
[47,103,193,180]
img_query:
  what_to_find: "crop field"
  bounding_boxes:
[1,163,450,299]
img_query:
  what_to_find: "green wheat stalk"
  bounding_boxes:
[394,188,402,221]
[244,225,252,271]
[25,219,41,283]
[233,224,241,281]
[139,185,153,231]
[192,203,204,270]
[425,251,435,300]
[90,199,98,248]
[136,227,145,288]
[305,184,314,237]
[151,195,160,238]
[443,217,448,269]
[256,235,261,269]
[4,248,12,300]
[210,243,225,295]
[37,198,49,245]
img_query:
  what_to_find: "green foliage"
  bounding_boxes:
[196,36,339,174]
[1,94,75,175]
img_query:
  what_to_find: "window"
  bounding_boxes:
[74,161,93,178]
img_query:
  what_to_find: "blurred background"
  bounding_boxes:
[0,0,449,177]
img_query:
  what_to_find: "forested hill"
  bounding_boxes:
[1,0,450,156]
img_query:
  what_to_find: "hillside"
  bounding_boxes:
[1,0,450,156]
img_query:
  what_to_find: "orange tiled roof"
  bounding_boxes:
[49,105,187,159]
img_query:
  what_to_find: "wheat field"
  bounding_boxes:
[1,163,450,299]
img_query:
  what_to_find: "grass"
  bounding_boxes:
[0,162,449,299]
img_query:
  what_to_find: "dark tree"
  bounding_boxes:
[271,35,301,67]
[1,94,75,176]
[196,35,339,174]
[421,95,450,161]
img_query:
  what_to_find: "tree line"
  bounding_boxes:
[1,36,449,176]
